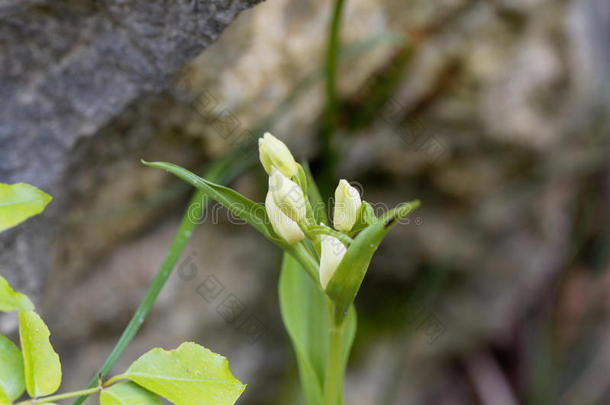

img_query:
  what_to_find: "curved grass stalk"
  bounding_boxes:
[71,159,237,405]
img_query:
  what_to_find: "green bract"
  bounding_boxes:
[0,183,52,233]
[325,202,420,324]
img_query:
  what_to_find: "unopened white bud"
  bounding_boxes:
[265,192,305,245]
[333,179,361,232]
[269,167,307,223]
[320,234,346,289]
[258,132,298,178]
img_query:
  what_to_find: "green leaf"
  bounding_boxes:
[100,382,161,405]
[338,307,356,405]
[279,253,326,405]
[0,335,25,401]
[142,160,321,282]
[19,310,62,397]
[279,253,357,405]
[142,161,276,240]
[0,183,52,233]
[0,275,34,312]
[326,201,419,324]
[121,342,245,405]
[284,242,322,286]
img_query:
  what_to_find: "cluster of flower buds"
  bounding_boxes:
[144,131,417,327]
[259,132,362,289]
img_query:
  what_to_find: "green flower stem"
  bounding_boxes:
[324,0,345,132]
[287,242,321,286]
[306,225,354,246]
[323,302,346,405]
[304,202,321,247]
[17,387,102,404]
[71,162,231,405]
[319,0,347,196]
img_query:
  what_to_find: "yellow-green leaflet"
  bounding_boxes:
[0,183,52,233]
[0,335,25,402]
[19,310,62,397]
[99,382,161,405]
[0,275,34,312]
[121,342,245,405]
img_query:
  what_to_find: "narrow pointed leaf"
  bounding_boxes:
[378,200,420,225]
[122,342,245,405]
[0,183,52,233]
[19,310,62,397]
[0,335,25,401]
[142,160,321,283]
[0,275,34,312]
[326,201,420,324]
[142,160,273,240]
[100,382,161,405]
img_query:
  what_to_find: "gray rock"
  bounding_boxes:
[0,0,263,306]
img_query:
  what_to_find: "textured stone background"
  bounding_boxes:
[1,0,609,404]
[0,0,261,310]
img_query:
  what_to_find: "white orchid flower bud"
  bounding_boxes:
[258,132,298,179]
[320,233,347,289]
[265,192,305,245]
[269,167,307,224]
[333,179,361,232]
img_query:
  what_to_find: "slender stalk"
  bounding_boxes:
[17,387,102,404]
[320,0,347,197]
[323,303,346,405]
[71,163,230,405]
[323,0,346,139]
[103,374,129,387]
[287,242,321,285]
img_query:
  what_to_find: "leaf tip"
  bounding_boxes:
[383,200,421,229]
